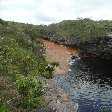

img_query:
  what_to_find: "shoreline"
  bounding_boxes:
[43,78,78,112]
[43,39,79,75]
[40,39,79,112]
[34,78,78,112]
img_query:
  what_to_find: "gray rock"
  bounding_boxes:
[43,79,78,112]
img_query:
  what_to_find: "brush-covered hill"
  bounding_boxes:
[42,18,112,61]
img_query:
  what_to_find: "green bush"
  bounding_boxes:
[0,97,8,112]
[0,105,7,112]
[15,76,45,110]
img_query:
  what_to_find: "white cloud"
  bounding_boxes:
[0,0,112,25]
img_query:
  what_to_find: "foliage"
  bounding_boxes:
[15,75,45,110]
[0,103,7,112]
[44,18,108,44]
[38,61,59,78]
[0,96,8,112]
[0,18,57,112]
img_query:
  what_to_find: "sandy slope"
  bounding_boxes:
[43,40,79,75]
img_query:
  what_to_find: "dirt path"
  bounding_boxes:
[43,40,79,75]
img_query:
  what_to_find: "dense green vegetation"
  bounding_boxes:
[0,18,58,112]
[6,18,112,45]
[43,18,112,60]
[43,18,110,43]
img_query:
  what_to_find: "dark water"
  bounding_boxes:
[53,58,112,112]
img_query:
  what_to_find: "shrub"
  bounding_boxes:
[15,76,45,110]
[0,19,57,112]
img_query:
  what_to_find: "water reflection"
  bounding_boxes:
[53,58,112,112]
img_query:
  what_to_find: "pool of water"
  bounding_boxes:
[53,58,112,112]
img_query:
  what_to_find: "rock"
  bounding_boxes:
[43,79,78,112]
[33,107,56,112]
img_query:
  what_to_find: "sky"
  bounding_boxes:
[0,0,112,25]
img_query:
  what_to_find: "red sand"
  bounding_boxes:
[43,40,79,74]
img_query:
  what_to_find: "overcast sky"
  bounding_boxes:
[0,0,112,25]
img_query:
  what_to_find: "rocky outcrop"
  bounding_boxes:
[43,35,112,61]
[80,37,112,61]
[43,36,80,49]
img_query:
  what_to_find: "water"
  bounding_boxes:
[53,58,112,112]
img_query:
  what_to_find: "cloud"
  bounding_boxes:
[0,0,112,25]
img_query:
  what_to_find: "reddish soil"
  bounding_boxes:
[43,40,79,74]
